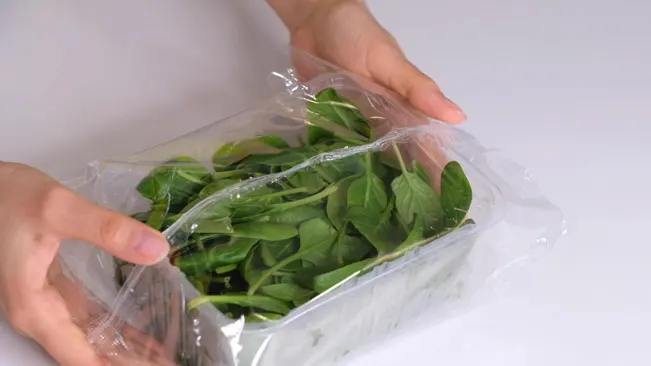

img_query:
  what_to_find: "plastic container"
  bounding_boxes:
[58,60,564,366]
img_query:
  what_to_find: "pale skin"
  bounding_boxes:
[0,1,466,365]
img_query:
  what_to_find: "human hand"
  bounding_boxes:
[267,0,466,124]
[0,162,170,366]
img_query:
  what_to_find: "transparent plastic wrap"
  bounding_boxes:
[58,51,565,366]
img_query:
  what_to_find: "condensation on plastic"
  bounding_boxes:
[57,49,565,366]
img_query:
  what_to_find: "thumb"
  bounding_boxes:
[369,46,467,124]
[45,186,170,265]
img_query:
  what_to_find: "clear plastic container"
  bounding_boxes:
[58,66,564,366]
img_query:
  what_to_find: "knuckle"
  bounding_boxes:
[38,184,73,224]
[99,213,130,247]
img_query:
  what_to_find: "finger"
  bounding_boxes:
[25,288,105,366]
[43,185,169,265]
[368,46,467,124]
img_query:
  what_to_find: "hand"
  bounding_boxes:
[0,162,170,366]
[267,0,466,124]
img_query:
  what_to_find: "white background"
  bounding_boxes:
[1,0,650,365]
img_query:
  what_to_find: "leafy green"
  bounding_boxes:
[175,237,258,276]
[390,143,444,230]
[188,294,291,315]
[325,175,359,231]
[260,283,314,303]
[128,86,475,325]
[247,218,338,295]
[440,161,473,228]
[313,258,374,294]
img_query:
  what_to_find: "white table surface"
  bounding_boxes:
[1,0,650,365]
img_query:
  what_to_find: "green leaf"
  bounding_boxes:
[238,150,307,167]
[347,154,388,213]
[212,136,288,167]
[334,232,372,266]
[390,144,444,230]
[211,169,249,181]
[313,258,374,294]
[440,161,473,228]
[231,222,298,241]
[287,170,326,194]
[259,283,314,302]
[297,217,338,268]
[270,184,338,211]
[215,263,238,274]
[240,244,270,288]
[145,199,170,230]
[247,218,337,295]
[258,206,326,226]
[258,135,291,149]
[307,125,334,146]
[136,157,210,204]
[368,219,476,270]
[378,153,402,171]
[188,294,291,315]
[174,237,258,276]
[412,161,432,186]
[194,219,234,234]
[259,239,297,267]
[394,216,425,252]
[308,88,371,137]
[346,207,395,254]
[326,175,360,231]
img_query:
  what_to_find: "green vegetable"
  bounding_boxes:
[313,258,374,293]
[188,294,291,315]
[260,283,314,302]
[390,143,444,231]
[440,161,473,228]
[128,87,475,324]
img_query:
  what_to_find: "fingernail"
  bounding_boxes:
[442,96,467,122]
[444,97,465,115]
[133,231,170,261]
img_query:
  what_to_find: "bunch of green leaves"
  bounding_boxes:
[129,87,474,322]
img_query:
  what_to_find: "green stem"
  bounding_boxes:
[334,222,349,266]
[270,184,338,211]
[213,169,247,180]
[391,143,409,174]
[188,294,290,314]
[247,245,322,296]
[176,169,206,185]
[365,219,475,271]
[364,151,373,174]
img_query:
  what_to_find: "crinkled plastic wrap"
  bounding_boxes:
[58,50,565,366]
